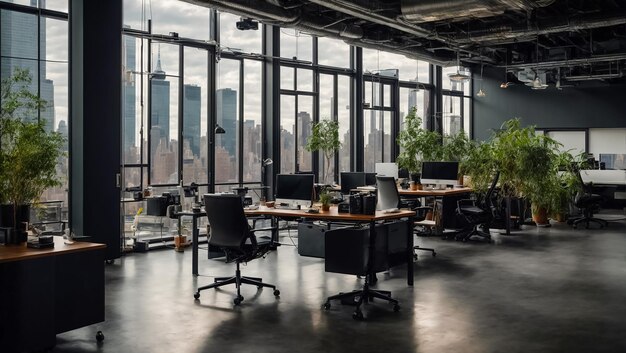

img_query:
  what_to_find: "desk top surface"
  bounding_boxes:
[245,205,415,221]
[0,237,106,264]
[398,187,472,196]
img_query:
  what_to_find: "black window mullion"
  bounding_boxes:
[238,58,244,185]
[178,45,184,185]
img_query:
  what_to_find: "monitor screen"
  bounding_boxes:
[275,174,315,204]
[599,153,626,170]
[421,161,459,186]
[375,163,399,179]
[340,172,366,194]
[365,172,377,186]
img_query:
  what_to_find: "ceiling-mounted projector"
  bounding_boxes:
[236,18,258,30]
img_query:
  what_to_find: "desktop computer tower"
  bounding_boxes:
[297,222,353,258]
[362,194,376,215]
[349,194,362,214]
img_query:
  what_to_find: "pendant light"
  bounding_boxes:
[448,51,470,82]
[477,57,486,97]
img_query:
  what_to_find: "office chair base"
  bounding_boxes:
[324,282,399,320]
[194,262,279,304]
[457,228,492,242]
[570,216,608,229]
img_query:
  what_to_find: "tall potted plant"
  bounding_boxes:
[396,107,442,189]
[0,69,65,243]
[442,131,474,184]
[305,119,341,185]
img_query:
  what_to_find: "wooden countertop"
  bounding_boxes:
[0,237,106,264]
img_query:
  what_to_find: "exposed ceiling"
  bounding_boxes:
[183,0,626,85]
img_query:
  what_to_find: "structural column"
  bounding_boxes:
[69,0,122,260]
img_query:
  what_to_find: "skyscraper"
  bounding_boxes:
[0,0,55,132]
[150,50,170,157]
[216,88,237,157]
[122,33,136,156]
[183,84,201,157]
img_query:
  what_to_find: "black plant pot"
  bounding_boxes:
[0,204,30,228]
[0,227,28,245]
[410,173,421,184]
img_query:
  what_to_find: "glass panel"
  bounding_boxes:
[280,28,312,62]
[280,66,294,90]
[318,74,334,183]
[383,84,391,108]
[364,110,382,172]
[0,0,32,7]
[400,87,429,129]
[123,0,211,38]
[442,95,462,136]
[122,35,144,164]
[363,79,380,108]
[150,43,179,185]
[243,60,262,183]
[383,111,392,164]
[297,95,313,173]
[182,47,208,185]
[337,75,351,173]
[216,58,240,184]
[1,11,39,93]
[43,0,67,12]
[463,97,471,136]
[296,68,312,92]
[317,37,350,68]
[219,12,261,54]
[280,95,295,174]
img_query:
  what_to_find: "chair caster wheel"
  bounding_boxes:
[234,295,244,305]
[352,310,364,320]
[194,292,200,300]
[323,302,331,310]
[393,304,401,312]
[432,252,436,257]
[96,331,104,342]
[413,254,418,261]
[273,289,280,297]
[105,259,114,265]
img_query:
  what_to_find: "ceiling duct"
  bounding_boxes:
[400,0,554,23]
[564,73,624,82]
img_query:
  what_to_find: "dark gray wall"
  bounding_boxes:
[473,66,626,141]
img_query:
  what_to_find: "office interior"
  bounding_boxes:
[1,0,626,352]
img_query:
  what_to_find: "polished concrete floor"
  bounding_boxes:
[55,214,626,353]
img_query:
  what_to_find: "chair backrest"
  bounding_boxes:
[204,194,253,249]
[484,172,500,213]
[376,176,400,210]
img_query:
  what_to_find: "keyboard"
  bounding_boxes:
[382,208,400,214]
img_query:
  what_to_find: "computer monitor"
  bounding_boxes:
[420,161,459,188]
[375,163,399,179]
[600,153,626,170]
[275,173,315,208]
[340,172,366,194]
[365,172,377,186]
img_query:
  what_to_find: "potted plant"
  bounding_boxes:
[0,69,65,243]
[396,107,442,190]
[305,119,341,185]
[318,187,332,212]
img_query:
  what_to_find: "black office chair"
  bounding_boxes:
[376,176,436,257]
[323,225,401,320]
[568,169,608,229]
[456,172,500,242]
[194,194,280,305]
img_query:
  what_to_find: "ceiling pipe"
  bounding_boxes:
[182,0,455,65]
[400,0,554,23]
[501,53,626,69]
[564,72,624,81]
[456,14,626,44]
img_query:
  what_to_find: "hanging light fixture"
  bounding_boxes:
[530,36,548,90]
[448,51,470,82]
[477,58,486,97]
[500,51,513,89]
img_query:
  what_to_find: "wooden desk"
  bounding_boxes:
[244,206,416,286]
[399,187,472,229]
[0,237,105,352]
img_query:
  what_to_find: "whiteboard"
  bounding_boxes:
[546,130,586,155]
[589,128,626,156]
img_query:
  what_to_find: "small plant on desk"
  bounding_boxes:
[319,188,333,212]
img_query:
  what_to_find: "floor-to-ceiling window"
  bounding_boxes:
[0,0,69,229]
